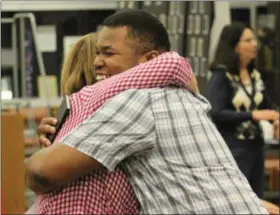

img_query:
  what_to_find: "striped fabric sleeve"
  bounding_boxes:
[62,89,154,171]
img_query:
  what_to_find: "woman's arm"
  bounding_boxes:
[115,51,198,93]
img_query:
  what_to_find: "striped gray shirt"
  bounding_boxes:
[63,88,268,214]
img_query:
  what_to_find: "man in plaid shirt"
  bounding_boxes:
[26,10,268,214]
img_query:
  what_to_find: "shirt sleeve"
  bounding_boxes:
[208,70,252,123]
[61,89,156,172]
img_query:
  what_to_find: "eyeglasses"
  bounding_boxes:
[240,38,258,43]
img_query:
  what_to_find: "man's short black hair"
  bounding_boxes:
[103,9,171,53]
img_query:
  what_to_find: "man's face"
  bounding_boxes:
[94,26,144,81]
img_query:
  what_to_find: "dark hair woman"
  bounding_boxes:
[208,22,279,198]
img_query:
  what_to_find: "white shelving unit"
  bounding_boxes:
[2,1,118,11]
[2,97,62,108]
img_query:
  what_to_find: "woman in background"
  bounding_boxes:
[208,22,279,199]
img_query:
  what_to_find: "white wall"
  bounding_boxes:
[208,2,231,64]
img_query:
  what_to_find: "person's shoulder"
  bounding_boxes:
[251,69,263,80]
[209,65,230,82]
[69,83,96,99]
[211,65,227,75]
[107,89,150,104]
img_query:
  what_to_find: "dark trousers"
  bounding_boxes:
[226,138,265,198]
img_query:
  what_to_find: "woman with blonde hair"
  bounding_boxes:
[25,32,98,214]
[37,33,98,147]
[60,33,97,95]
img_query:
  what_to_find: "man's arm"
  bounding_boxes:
[261,199,280,215]
[25,143,102,193]
[26,89,155,194]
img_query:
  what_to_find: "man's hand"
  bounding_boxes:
[273,119,279,139]
[38,117,57,147]
[261,199,280,215]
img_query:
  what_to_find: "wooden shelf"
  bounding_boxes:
[264,144,279,201]
[4,107,49,122]
[1,97,62,108]
[2,113,25,214]
[264,191,280,204]
[264,143,279,159]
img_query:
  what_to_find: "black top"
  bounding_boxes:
[208,68,272,143]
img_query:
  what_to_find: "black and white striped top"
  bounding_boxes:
[209,69,272,141]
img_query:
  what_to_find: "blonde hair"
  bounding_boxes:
[60,33,97,95]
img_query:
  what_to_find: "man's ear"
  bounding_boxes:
[145,50,160,61]
[138,50,160,63]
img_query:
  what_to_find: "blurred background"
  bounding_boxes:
[1,1,279,213]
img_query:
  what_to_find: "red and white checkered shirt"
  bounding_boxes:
[39,51,193,214]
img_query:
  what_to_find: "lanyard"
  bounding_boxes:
[231,74,257,110]
[240,77,257,109]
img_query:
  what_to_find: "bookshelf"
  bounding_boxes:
[1,113,25,214]
[264,143,280,205]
